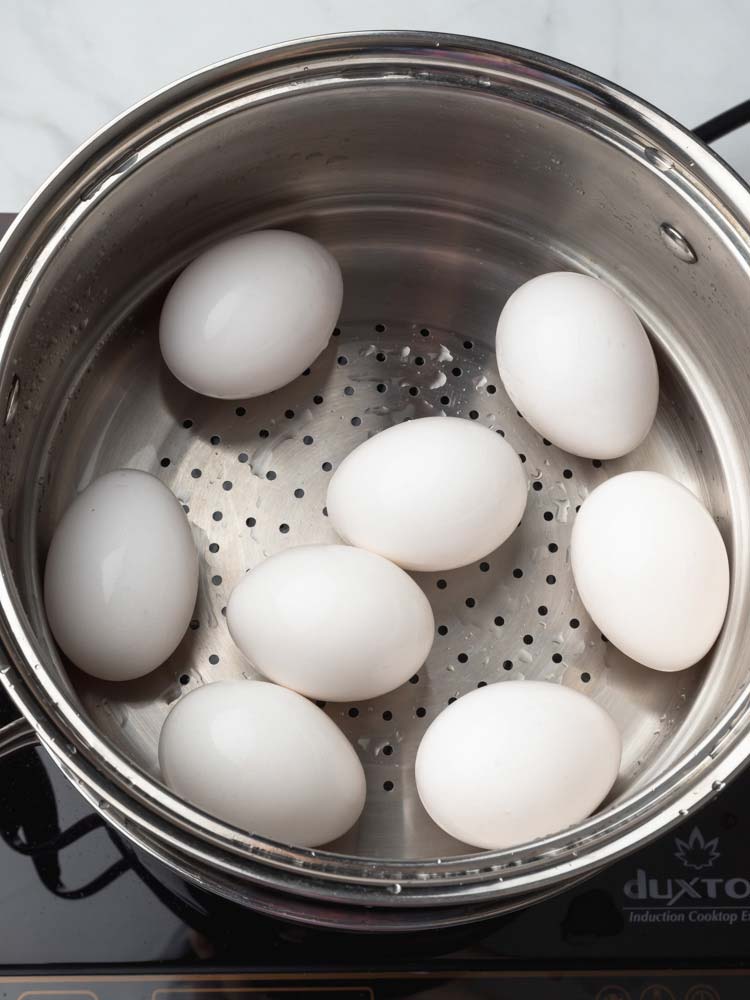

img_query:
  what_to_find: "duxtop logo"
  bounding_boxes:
[674,828,721,871]
[623,827,750,925]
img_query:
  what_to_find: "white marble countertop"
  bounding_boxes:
[1,0,749,212]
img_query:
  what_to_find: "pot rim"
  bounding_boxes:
[2,30,750,908]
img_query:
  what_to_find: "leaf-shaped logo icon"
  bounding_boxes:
[674,827,721,870]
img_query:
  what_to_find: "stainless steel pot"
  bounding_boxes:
[1,31,750,931]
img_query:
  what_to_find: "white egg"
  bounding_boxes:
[159,230,343,400]
[158,680,366,846]
[571,471,729,671]
[415,681,621,850]
[326,417,527,572]
[44,469,198,681]
[496,272,659,459]
[227,544,435,702]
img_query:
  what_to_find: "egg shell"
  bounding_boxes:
[571,471,729,671]
[415,681,622,850]
[496,272,659,459]
[159,230,343,400]
[158,680,366,846]
[227,544,435,702]
[326,416,528,572]
[44,469,198,681]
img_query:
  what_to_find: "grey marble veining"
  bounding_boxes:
[1,0,748,211]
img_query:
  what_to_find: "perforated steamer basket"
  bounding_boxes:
[2,31,750,931]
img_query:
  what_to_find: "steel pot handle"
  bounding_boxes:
[694,99,750,143]
[0,715,38,759]
[0,688,134,899]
